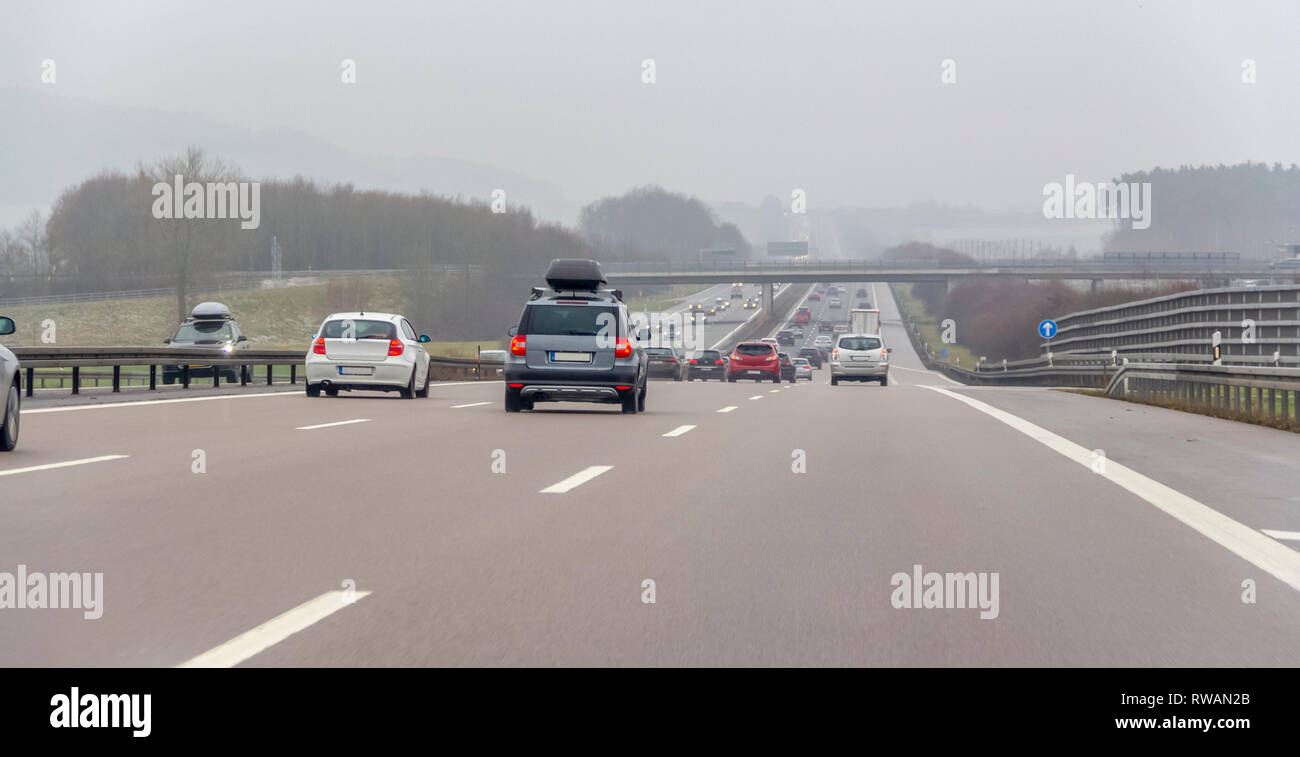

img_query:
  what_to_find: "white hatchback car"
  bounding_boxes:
[830,333,891,386]
[305,312,433,398]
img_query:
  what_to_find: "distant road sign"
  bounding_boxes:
[767,241,809,257]
[1038,319,1058,339]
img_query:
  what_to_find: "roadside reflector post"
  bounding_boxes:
[26,367,33,397]
[1212,330,1222,366]
[182,365,190,389]
[290,364,297,385]
[213,367,220,389]
[266,365,273,385]
[149,364,157,390]
[112,365,121,392]
[71,366,79,395]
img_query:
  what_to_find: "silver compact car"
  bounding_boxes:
[305,312,433,398]
[830,333,891,386]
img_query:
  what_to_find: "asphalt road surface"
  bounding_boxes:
[3,283,1299,666]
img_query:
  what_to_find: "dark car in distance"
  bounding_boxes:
[798,347,823,369]
[778,352,796,382]
[687,349,727,380]
[645,346,686,380]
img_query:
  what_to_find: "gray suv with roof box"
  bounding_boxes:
[504,259,648,413]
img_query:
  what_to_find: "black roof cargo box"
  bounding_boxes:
[545,259,606,291]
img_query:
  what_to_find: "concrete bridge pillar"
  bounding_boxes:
[763,282,775,315]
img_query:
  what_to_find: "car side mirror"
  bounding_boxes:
[887,348,893,353]
[237,335,248,342]
[163,337,171,344]
[0,316,13,336]
[418,334,431,343]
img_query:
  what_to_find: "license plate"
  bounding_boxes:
[339,366,373,376]
[550,351,592,363]
[699,367,713,371]
[851,356,875,362]
[747,370,764,375]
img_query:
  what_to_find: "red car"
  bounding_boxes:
[794,307,812,324]
[727,341,781,383]
[808,292,821,301]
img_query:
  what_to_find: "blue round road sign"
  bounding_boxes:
[1038,319,1058,339]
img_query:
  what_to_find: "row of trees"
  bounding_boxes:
[579,185,751,260]
[1104,162,1300,258]
[887,242,1194,360]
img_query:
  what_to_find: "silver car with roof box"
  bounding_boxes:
[504,259,647,413]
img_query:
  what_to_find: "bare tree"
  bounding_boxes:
[139,147,242,322]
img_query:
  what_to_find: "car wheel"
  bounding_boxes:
[0,382,19,452]
[831,376,839,386]
[880,376,889,387]
[415,365,430,398]
[637,384,647,412]
[621,390,638,414]
[399,368,416,399]
[505,389,523,412]
[771,375,780,383]
[728,376,736,382]
[306,383,321,397]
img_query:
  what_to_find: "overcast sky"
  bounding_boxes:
[3,0,1298,214]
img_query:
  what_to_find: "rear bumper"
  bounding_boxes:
[646,363,681,378]
[504,364,640,403]
[728,365,779,380]
[306,357,412,388]
[687,365,724,378]
[831,362,888,378]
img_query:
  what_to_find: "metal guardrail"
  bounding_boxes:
[13,346,503,396]
[1106,362,1300,425]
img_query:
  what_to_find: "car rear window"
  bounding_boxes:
[838,336,882,351]
[520,304,619,336]
[695,350,721,360]
[320,319,396,339]
[736,343,774,356]
[793,359,809,366]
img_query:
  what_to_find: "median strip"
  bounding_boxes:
[540,465,614,494]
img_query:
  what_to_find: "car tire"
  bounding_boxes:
[306,383,321,397]
[0,382,19,452]
[415,365,430,398]
[637,384,647,412]
[880,376,888,387]
[505,389,524,412]
[771,375,780,383]
[621,391,638,413]
[831,376,839,386]
[399,368,416,399]
[728,376,736,382]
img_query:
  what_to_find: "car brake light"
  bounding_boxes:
[667,357,677,363]
[715,359,724,364]
[615,385,632,391]
[312,337,326,355]
[510,334,527,356]
[614,337,631,358]
[508,383,523,388]
[388,339,404,356]
[689,359,697,364]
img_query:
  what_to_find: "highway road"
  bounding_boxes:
[3,283,1299,666]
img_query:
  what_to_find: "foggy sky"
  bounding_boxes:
[3,0,1298,215]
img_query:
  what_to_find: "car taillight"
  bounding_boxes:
[508,383,523,388]
[688,359,697,364]
[615,385,632,391]
[510,334,527,356]
[715,360,724,364]
[312,337,326,355]
[667,357,677,363]
[388,339,404,356]
[833,349,839,359]
[614,337,631,358]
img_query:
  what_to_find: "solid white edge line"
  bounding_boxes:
[1262,529,1300,542]
[540,465,614,494]
[0,454,129,477]
[662,424,697,437]
[296,418,370,430]
[921,385,1300,593]
[176,590,372,668]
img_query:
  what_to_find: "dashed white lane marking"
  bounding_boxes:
[1262,529,1300,542]
[177,589,372,668]
[540,465,614,494]
[0,454,129,477]
[748,395,764,401]
[451,401,492,408]
[717,406,738,413]
[663,424,697,437]
[296,418,370,430]
[923,385,1300,594]
[769,389,781,393]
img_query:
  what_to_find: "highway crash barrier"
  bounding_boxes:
[12,346,504,396]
